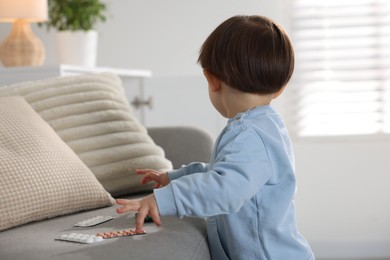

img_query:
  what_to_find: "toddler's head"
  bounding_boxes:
[198,15,294,95]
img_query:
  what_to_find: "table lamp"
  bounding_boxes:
[0,0,48,67]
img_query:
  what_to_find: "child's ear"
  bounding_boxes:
[203,69,221,92]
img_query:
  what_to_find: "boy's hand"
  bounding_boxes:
[136,169,170,188]
[116,194,161,232]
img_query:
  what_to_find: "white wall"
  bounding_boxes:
[97,0,290,77]
[1,0,389,258]
[294,138,390,259]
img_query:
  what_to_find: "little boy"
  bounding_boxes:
[116,15,315,260]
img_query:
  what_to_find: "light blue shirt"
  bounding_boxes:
[155,105,315,260]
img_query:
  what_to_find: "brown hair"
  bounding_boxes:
[198,15,294,94]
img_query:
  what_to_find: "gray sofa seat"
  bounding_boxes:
[148,126,215,169]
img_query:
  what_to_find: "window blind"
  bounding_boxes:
[291,0,390,137]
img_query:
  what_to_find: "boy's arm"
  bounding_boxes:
[155,128,276,218]
[168,162,209,181]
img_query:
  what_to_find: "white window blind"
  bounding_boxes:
[291,0,390,137]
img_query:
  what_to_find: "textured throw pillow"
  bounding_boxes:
[0,96,115,231]
[0,73,172,196]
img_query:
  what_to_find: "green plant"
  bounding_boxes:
[42,0,107,31]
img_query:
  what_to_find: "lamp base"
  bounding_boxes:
[0,20,45,67]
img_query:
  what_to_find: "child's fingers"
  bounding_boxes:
[140,172,160,185]
[139,173,151,184]
[135,208,148,232]
[135,169,151,175]
[115,199,130,205]
[149,207,161,227]
[115,199,140,214]
[140,174,152,185]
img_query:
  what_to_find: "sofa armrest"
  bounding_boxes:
[147,126,215,169]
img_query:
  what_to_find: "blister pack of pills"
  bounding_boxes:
[56,215,146,244]
[56,233,104,244]
[97,229,146,239]
[74,216,114,227]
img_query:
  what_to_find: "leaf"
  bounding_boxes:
[44,0,108,31]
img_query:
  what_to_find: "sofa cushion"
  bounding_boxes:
[0,73,172,196]
[0,96,115,231]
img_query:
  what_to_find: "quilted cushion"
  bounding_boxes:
[0,73,172,196]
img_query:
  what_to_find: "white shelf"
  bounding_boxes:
[0,65,152,86]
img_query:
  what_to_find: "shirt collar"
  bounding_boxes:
[228,105,274,123]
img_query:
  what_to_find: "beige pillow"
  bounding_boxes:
[0,73,172,196]
[0,96,115,231]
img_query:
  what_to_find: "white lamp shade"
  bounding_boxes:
[0,0,48,22]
